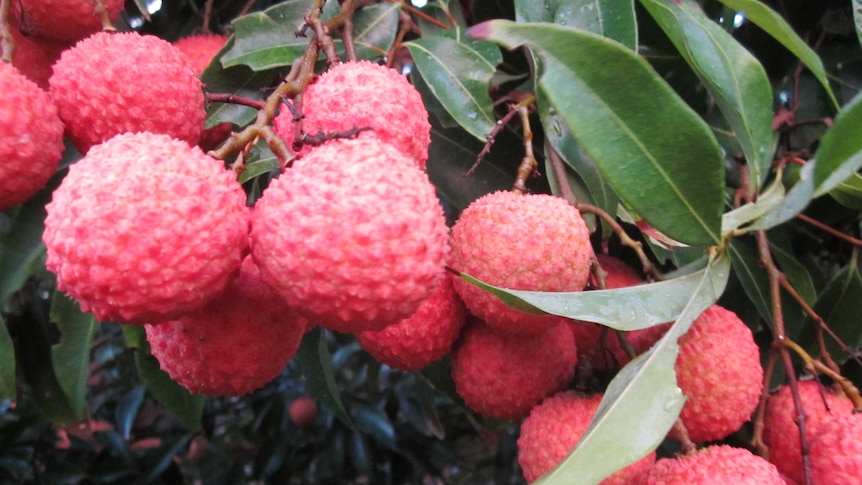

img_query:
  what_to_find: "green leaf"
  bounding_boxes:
[769,233,817,306]
[750,161,815,231]
[855,0,862,51]
[0,314,15,401]
[716,0,839,109]
[470,20,724,246]
[535,250,730,485]
[640,0,776,194]
[515,0,637,50]
[221,0,318,70]
[143,435,192,482]
[238,156,281,184]
[405,34,501,141]
[721,178,785,234]
[49,292,96,420]
[202,58,277,129]
[811,257,862,361]
[351,3,400,58]
[296,327,353,428]
[456,251,730,330]
[0,198,47,304]
[829,173,862,210]
[813,91,862,196]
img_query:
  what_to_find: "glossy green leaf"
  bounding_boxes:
[457,250,729,330]
[416,0,468,35]
[351,3,400,58]
[716,0,839,109]
[769,233,817,306]
[721,178,784,234]
[829,173,862,210]
[813,91,862,196]
[297,327,353,428]
[750,162,815,231]
[0,198,47,304]
[812,258,862,361]
[640,0,776,194]
[0,314,14,401]
[470,20,724,246]
[202,54,277,130]
[535,250,730,485]
[49,292,96,420]
[238,156,281,184]
[516,0,637,50]
[405,33,501,141]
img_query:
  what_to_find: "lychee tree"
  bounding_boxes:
[1,0,862,483]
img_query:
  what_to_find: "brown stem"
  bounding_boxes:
[468,107,519,176]
[307,12,340,66]
[796,213,862,247]
[512,104,536,194]
[547,141,578,206]
[238,0,257,17]
[396,0,449,30]
[386,9,413,69]
[751,347,779,458]
[205,92,266,110]
[342,16,357,62]
[671,420,697,454]
[784,339,862,411]
[94,0,117,32]
[201,0,214,34]
[0,0,13,63]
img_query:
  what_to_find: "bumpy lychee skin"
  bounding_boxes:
[251,137,448,333]
[450,191,593,334]
[43,132,249,324]
[675,305,763,443]
[16,0,124,42]
[146,257,307,396]
[637,445,784,484]
[762,380,853,483]
[273,60,431,168]
[7,17,67,90]
[451,320,576,420]
[357,274,467,371]
[0,63,64,211]
[518,391,656,484]
[810,413,862,483]
[50,31,205,153]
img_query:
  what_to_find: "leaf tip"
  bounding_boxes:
[465,21,493,41]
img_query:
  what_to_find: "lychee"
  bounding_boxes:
[289,397,319,428]
[250,137,448,333]
[146,257,307,396]
[0,62,64,211]
[674,305,763,443]
[43,132,249,323]
[810,412,862,483]
[450,320,576,420]
[517,391,656,484]
[272,60,431,168]
[357,273,467,371]
[449,191,593,334]
[49,31,205,153]
[762,379,853,483]
[16,0,125,42]
[636,445,784,484]
[5,16,67,89]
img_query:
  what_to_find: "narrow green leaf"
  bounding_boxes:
[716,0,839,109]
[0,199,47,304]
[49,292,96,420]
[535,250,730,485]
[202,55,277,129]
[829,173,862,210]
[221,0,318,70]
[721,178,784,234]
[470,20,724,245]
[811,259,862,361]
[769,234,817,306]
[813,91,862,196]
[515,0,638,50]
[640,0,776,194]
[405,34,500,141]
[0,314,15,401]
[143,435,192,482]
[855,0,862,51]
[351,3,400,58]
[297,327,353,428]
[749,162,814,231]
[238,156,281,184]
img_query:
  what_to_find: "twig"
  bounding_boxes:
[751,347,779,458]
[512,104,536,194]
[396,0,449,30]
[202,0,214,34]
[205,92,266,110]
[784,339,862,411]
[0,0,13,63]
[342,16,357,62]
[467,108,519,176]
[386,10,413,69]
[94,0,117,32]
[547,141,578,206]
[796,213,862,247]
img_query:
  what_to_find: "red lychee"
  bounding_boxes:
[762,379,853,483]
[289,397,319,428]
[43,132,249,324]
[273,60,431,168]
[5,16,67,89]
[50,31,205,153]
[674,305,763,443]
[810,412,862,483]
[250,137,448,333]
[449,191,593,334]
[636,445,784,484]
[357,273,467,371]
[15,0,124,42]
[0,62,64,211]
[146,257,307,396]
[517,391,656,484]
[450,320,576,420]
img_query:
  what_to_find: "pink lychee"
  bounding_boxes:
[810,412,862,483]
[16,0,124,42]
[637,445,784,484]
[6,16,67,89]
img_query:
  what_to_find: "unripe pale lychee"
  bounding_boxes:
[357,273,467,371]
[250,137,448,333]
[289,397,319,428]
[450,191,593,334]
[810,412,862,483]
[762,379,853,483]
[636,445,784,484]
[273,60,431,168]
[16,0,124,42]
[518,391,656,484]
[0,62,64,211]
[43,132,249,323]
[675,305,763,443]
[146,257,307,396]
[50,31,205,153]
[451,320,576,420]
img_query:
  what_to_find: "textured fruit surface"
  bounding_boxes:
[251,138,448,333]
[450,191,592,334]
[0,62,64,211]
[357,274,467,371]
[43,132,249,323]
[675,305,763,443]
[810,413,862,483]
[7,17,67,89]
[146,257,307,396]
[273,60,431,168]
[17,0,124,41]
[518,391,655,484]
[451,320,576,420]
[289,397,319,428]
[173,34,228,76]
[50,32,204,153]
[762,380,853,483]
[637,445,784,484]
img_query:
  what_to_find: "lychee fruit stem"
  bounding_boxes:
[94,0,118,33]
[513,102,537,194]
[0,0,13,63]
